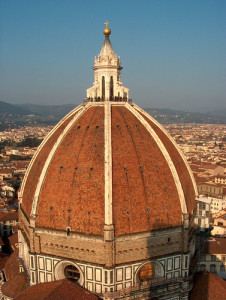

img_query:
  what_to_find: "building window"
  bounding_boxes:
[210,264,216,273]
[200,264,206,271]
[64,265,80,282]
[110,76,114,100]
[220,265,225,272]
[211,255,216,262]
[110,270,113,284]
[31,272,35,283]
[102,76,105,99]
[66,227,71,236]
[30,256,34,268]
[185,256,188,268]
[200,255,206,261]
[105,271,108,284]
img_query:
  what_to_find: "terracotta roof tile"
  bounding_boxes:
[0,169,13,174]
[1,272,27,298]
[203,238,226,254]
[112,106,181,235]
[0,256,8,272]
[140,111,196,215]
[4,248,20,281]
[8,233,18,250]
[0,211,18,222]
[190,271,226,300]
[14,279,99,300]
[21,112,76,218]
[36,107,105,235]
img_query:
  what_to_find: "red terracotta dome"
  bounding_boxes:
[20,102,197,237]
[17,26,199,300]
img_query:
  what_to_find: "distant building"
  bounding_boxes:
[195,196,211,231]
[5,149,19,156]
[200,164,224,176]
[197,237,226,279]
[0,169,13,180]
[0,211,18,237]
[211,212,226,237]
[0,184,15,198]
[197,182,225,198]
[214,175,226,185]
[210,197,226,214]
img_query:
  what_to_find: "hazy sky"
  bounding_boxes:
[0,0,225,112]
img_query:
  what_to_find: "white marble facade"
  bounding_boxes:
[27,252,190,295]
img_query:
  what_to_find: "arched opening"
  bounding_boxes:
[200,264,206,271]
[102,76,105,100]
[110,76,114,100]
[64,265,80,282]
[210,264,216,273]
[55,261,84,285]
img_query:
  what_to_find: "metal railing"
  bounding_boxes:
[83,97,132,104]
[100,275,193,299]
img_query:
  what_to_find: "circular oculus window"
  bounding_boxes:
[54,261,84,285]
[64,264,80,281]
[138,263,155,282]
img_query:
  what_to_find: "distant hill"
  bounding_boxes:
[0,101,78,130]
[17,103,77,118]
[144,108,226,124]
[0,100,225,130]
[207,108,226,118]
[0,101,30,116]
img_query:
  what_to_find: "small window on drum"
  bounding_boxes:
[64,265,80,282]
[138,263,155,282]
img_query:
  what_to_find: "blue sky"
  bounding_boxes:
[0,0,225,112]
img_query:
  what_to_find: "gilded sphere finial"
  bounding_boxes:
[103,20,111,36]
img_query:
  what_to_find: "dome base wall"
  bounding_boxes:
[21,248,192,299]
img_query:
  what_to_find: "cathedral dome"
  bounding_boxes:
[18,24,198,298]
[20,101,197,236]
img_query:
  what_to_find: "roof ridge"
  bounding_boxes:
[42,279,67,300]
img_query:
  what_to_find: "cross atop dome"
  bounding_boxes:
[86,23,129,102]
[104,20,109,27]
[103,21,111,37]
